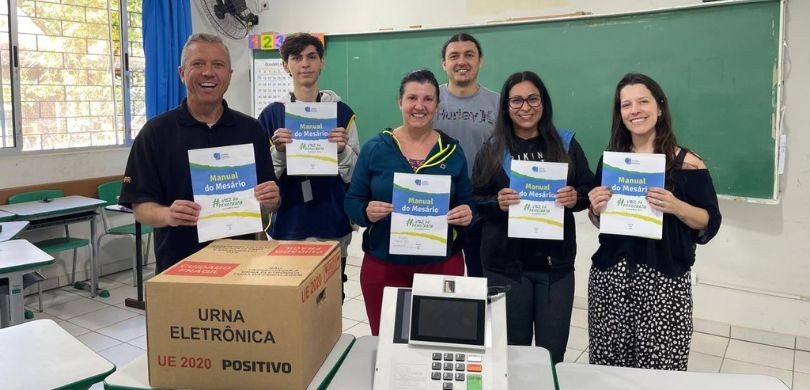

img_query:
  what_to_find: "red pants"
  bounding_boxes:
[360,251,465,336]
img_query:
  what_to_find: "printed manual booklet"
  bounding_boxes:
[600,151,665,239]
[285,102,338,175]
[188,144,262,242]
[508,160,568,240]
[389,172,451,257]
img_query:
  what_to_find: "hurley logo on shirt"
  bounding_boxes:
[435,108,496,124]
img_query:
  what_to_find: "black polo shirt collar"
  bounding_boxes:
[177,98,237,129]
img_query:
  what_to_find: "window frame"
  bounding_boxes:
[0,0,141,156]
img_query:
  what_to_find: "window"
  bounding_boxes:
[0,2,13,148]
[0,0,143,152]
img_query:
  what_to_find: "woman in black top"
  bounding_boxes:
[587,73,722,370]
[472,71,594,363]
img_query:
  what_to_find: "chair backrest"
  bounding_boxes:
[97,180,123,207]
[8,189,65,204]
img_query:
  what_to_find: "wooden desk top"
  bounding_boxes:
[555,362,790,390]
[0,319,115,389]
[0,239,54,273]
[0,195,105,220]
[328,335,555,390]
[0,221,29,242]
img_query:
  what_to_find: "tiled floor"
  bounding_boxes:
[562,303,810,389]
[19,250,810,389]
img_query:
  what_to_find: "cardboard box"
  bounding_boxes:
[146,239,342,390]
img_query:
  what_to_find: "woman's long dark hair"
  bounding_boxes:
[608,73,679,175]
[473,71,568,188]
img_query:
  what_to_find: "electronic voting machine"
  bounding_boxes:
[374,273,508,390]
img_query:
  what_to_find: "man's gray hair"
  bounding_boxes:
[180,33,231,68]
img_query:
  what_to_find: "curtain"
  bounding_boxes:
[143,0,192,119]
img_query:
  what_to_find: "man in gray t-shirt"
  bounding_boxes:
[433,33,499,277]
[434,84,499,177]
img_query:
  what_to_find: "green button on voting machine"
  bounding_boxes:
[467,373,482,390]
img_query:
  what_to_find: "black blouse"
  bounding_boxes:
[591,154,722,277]
[473,135,594,274]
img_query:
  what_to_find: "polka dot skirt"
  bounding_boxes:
[587,258,693,370]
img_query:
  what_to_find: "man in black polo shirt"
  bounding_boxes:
[120,33,280,272]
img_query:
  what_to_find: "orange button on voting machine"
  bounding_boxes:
[467,363,482,372]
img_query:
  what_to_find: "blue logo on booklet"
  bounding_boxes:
[624,157,641,165]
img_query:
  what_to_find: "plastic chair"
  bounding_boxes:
[96,180,153,286]
[8,189,92,311]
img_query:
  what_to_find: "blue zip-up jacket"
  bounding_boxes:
[257,91,359,240]
[344,129,476,265]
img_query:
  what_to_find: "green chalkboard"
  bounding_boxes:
[255,1,780,199]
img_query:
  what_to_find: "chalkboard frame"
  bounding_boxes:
[253,0,782,200]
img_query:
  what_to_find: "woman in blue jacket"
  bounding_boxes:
[344,69,475,335]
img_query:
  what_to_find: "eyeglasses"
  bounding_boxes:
[507,94,542,109]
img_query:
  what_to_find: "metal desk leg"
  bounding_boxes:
[90,215,97,297]
[125,222,145,310]
[0,277,11,327]
[73,213,108,298]
[6,272,25,326]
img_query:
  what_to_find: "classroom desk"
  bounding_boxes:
[0,239,54,327]
[0,221,29,242]
[0,209,14,222]
[0,319,116,389]
[0,195,106,297]
[328,335,557,390]
[103,333,356,389]
[555,362,790,390]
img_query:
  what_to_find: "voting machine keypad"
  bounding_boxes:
[430,351,484,389]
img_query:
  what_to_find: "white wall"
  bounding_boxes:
[0,148,128,188]
[190,0,810,337]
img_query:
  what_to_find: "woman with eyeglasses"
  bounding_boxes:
[471,71,594,363]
